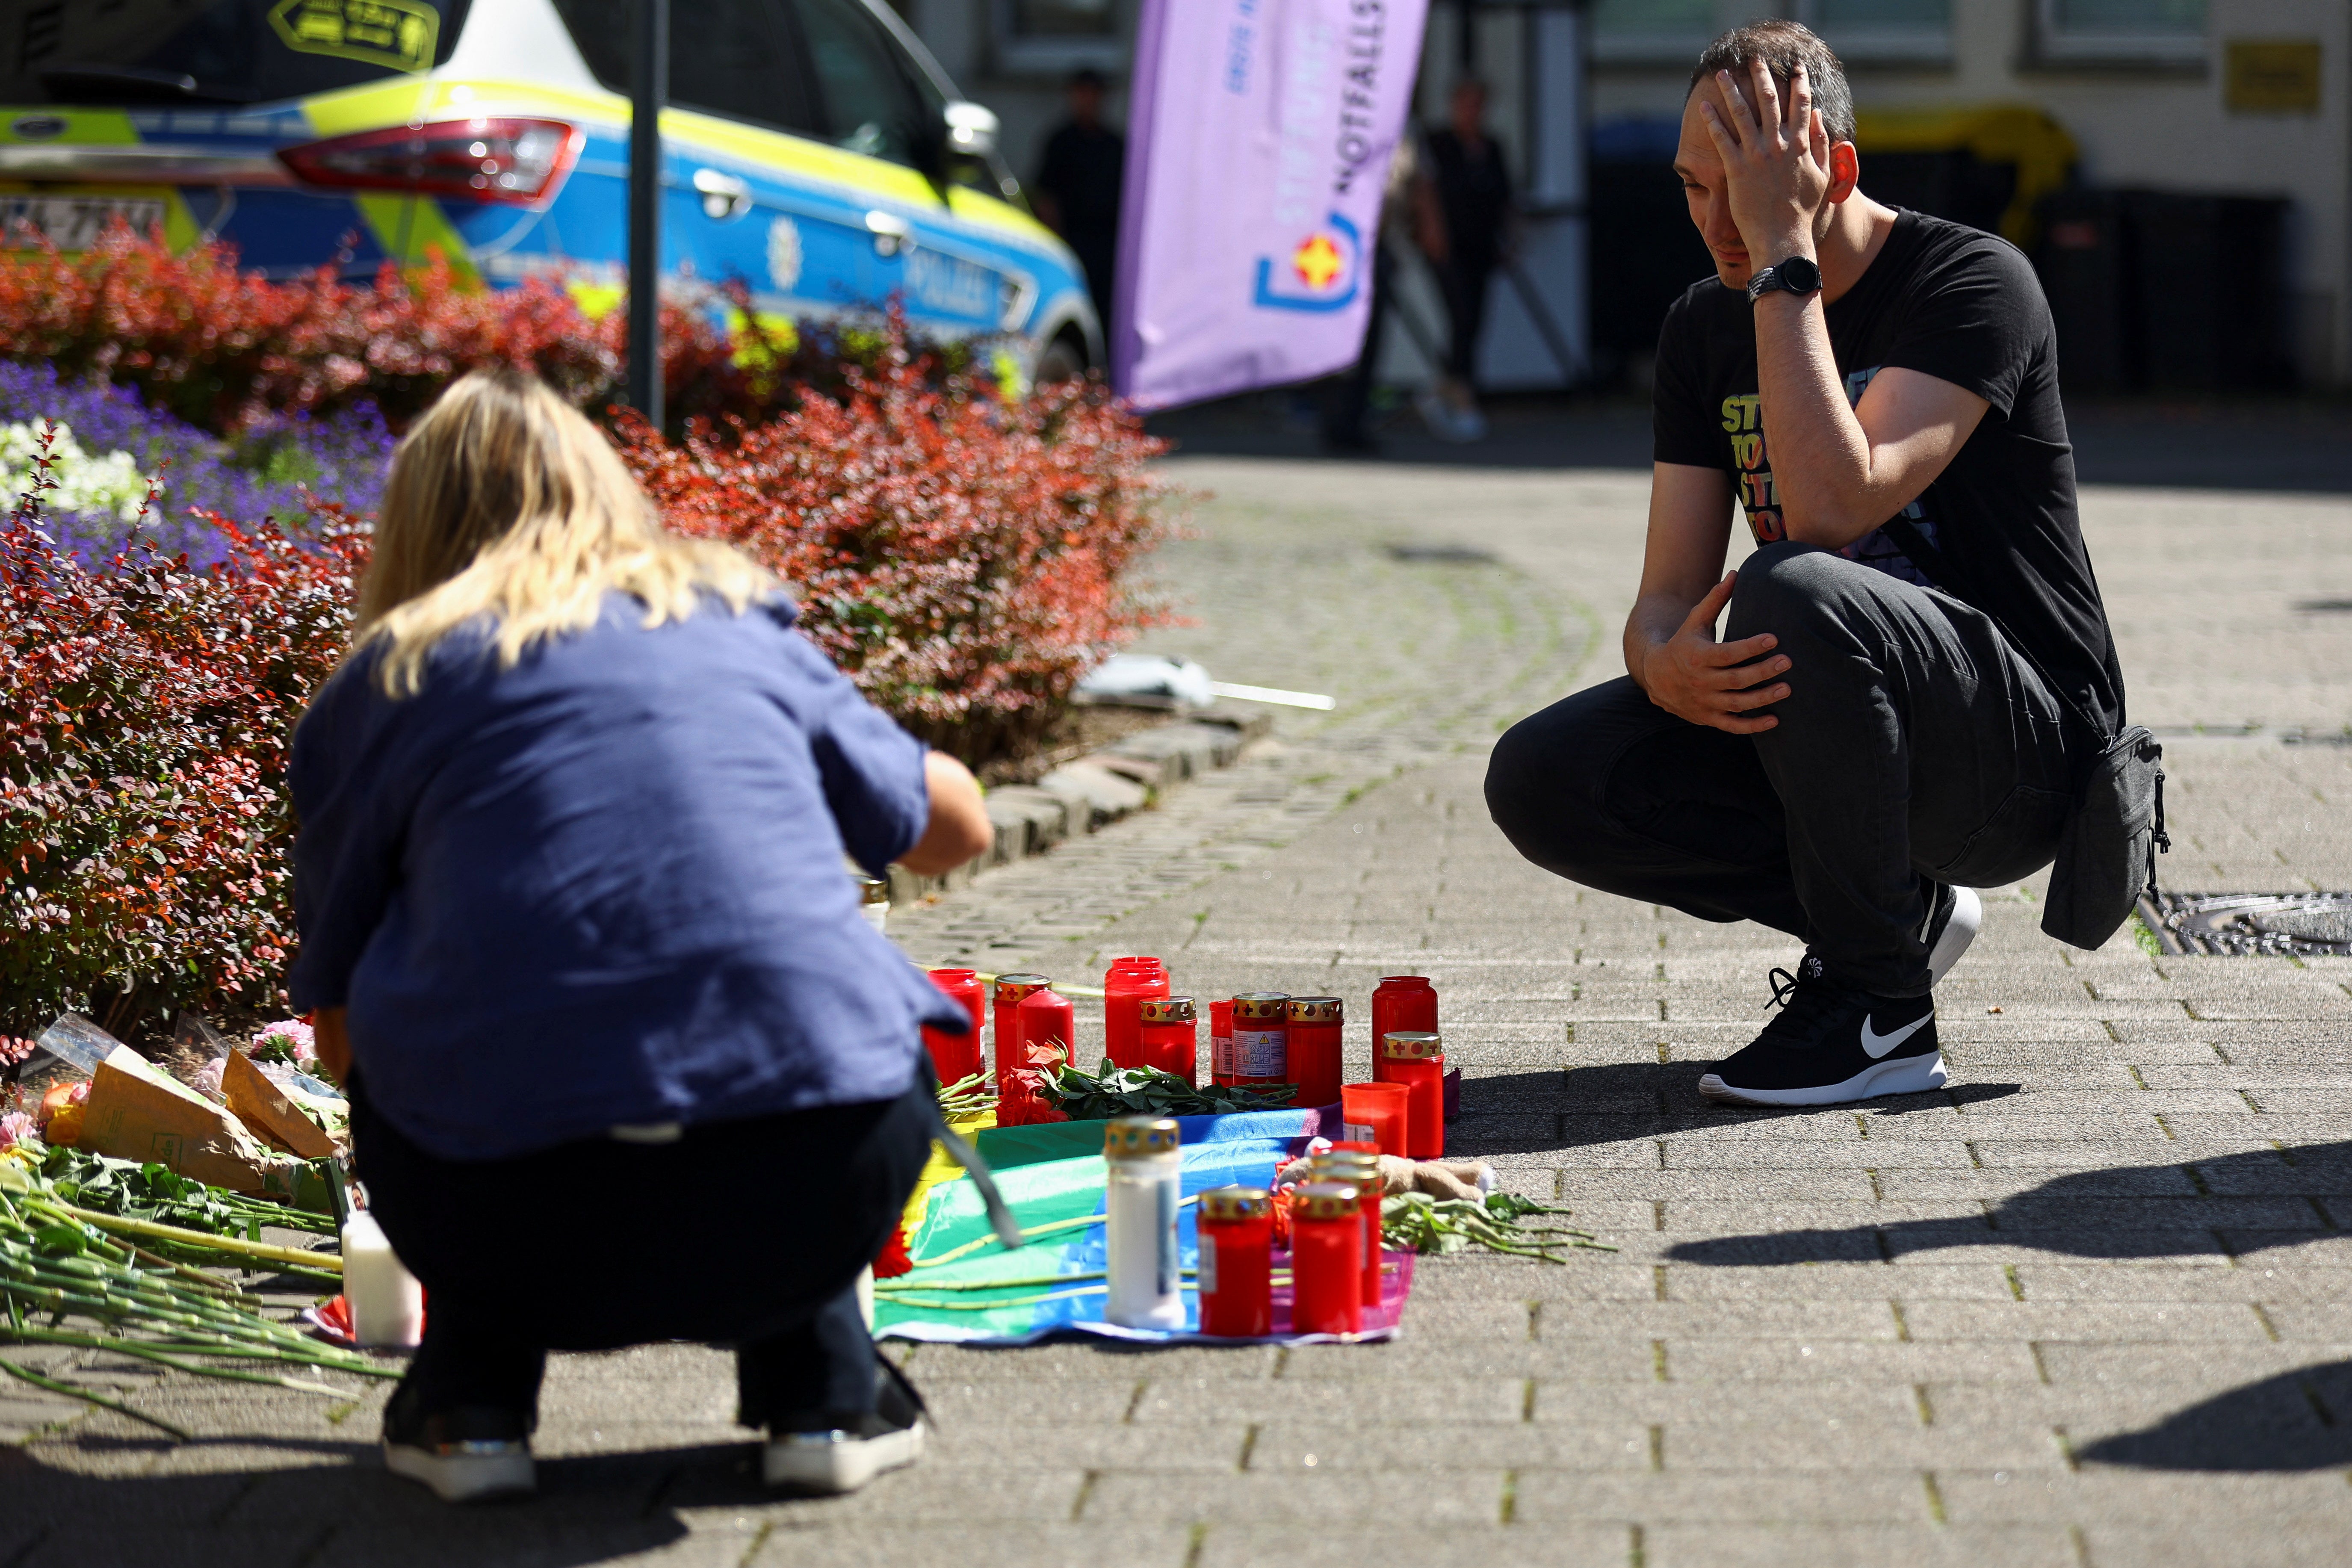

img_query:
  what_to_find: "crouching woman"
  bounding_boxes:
[289,369,991,1503]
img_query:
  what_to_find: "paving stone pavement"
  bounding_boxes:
[7,453,2352,1567]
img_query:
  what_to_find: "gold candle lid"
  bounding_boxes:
[993,973,1052,1002]
[1286,996,1342,1023]
[1232,993,1290,1022]
[853,873,889,905]
[1103,1116,1181,1158]
[1381,1030,1444,1060]
[1199,1186,1272,1221]
[1140,996,1197,1025]
[1292,1181,1360,1221]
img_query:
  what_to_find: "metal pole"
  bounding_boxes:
[626,0,667,425]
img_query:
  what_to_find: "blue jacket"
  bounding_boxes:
[288,593,964,1160]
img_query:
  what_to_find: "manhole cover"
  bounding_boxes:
[2142,892,2352,956]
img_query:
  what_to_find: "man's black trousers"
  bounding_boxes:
[1485,542,2089,997]
[354,1074,931,1432]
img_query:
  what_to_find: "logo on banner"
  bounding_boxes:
[1251,210,1361,312]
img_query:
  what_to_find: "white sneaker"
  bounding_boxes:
[381,1401,536,1503]
[762,1415,926,1494]
[1925,884,1982,986]
[382,1436,535,1503]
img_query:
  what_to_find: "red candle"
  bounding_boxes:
[1339,1081,1410,1158]
[1316,1143,1386,1308]
[1380,1031,1446,1159]
[919,968,984,1085]
[1102,957,1170,1071]
[1197,1186,1274,1337]
[1288,1182,1363,1335]
[1369,976,1436,1084]
[1209,999,1235,1086]
[1285,996,1344,1109]
[991,974,1052,1089]
[1138,996,1198,1084]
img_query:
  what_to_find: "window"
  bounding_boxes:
[3,0,470,105]
[2036,0,2207,63]
[795,0,930,166]
[552,0,822,139]
[993,0,1127,75]
[1593,0,1950,68]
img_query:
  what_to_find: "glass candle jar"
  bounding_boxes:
[1369,976,1437,1084]
[1104,1116,1185,1330]
[853,872,889,934]
[1196,1185,1274,1338]
[992,974,1052,1088]
[1285,996,1344,1109]
[1209,999,1235,1086]
[1339,1081,1411,1157]
[1380,1031,1446,1159]
[1138,996,1199,1084]
[919,968,985,1086]
[1230,993,1290,1091]
[1102,957,1170,1071]
[1288,1181,1364,1335]
[1312,1145,1386,1308]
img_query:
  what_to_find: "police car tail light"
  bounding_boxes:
[278,118,582,205]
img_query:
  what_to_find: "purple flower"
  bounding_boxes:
[0,362,391,568]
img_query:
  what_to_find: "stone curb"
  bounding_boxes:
[884,704,1274,908]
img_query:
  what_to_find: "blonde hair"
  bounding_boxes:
[352,369,773,696]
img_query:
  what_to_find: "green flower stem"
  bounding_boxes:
[0,1355,192,1442]
[3,1329,348,1396]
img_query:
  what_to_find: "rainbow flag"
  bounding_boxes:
[875,1108,1414,1345]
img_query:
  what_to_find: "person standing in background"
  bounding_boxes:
[1321,140,1430,453]
[1032,68,1125,326]
[1419,78,1518,442]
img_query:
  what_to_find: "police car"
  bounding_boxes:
[0,0,1100,378]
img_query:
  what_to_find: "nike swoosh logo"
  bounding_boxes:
[1860,1013,1931,1059]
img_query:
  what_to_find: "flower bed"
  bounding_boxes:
[0,363,392,565]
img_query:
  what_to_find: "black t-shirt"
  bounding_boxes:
[1652,209,2126,732]
[1424,127,1513,266]
[1035,122,1125,240]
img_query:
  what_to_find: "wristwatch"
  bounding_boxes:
[1746,255,1823,303]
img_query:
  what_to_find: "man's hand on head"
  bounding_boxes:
[1696,59,1833,264]
[1634,571,1791,736]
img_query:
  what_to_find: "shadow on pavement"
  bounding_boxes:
[2079,1362,2352,1472]
[0,1436,829,1565]
[1453,1061,2020,1148]
[1659,1141,2352,1265]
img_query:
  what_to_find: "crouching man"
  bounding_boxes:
[1486,22,2126,1106]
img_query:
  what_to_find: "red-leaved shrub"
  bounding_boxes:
[0,444,367,1040]
[0,223,787,435]
[620,343,1172,760]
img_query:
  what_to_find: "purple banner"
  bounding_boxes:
[1112,0,1430,411]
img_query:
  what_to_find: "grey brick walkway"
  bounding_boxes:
[8,455,2352,1567]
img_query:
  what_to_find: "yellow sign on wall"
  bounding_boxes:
[2225,39,2323,115]
[268,0,439,74]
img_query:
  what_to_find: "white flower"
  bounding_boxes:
[1,421,159,523]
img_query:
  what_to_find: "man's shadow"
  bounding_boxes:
[1663,1140,2352,1266]
[2077,1363,2352,1472]
[1450,1060,2019,1154]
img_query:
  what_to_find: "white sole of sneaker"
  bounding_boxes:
[1697,1052,1948,1107]
[1927,886,1982,986]
[382,1440,536,1503]
[762,1418,925,1494]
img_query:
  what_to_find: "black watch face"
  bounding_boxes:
[1781,257,1822,294]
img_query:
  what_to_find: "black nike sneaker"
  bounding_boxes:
[1698,955,1947,1107]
